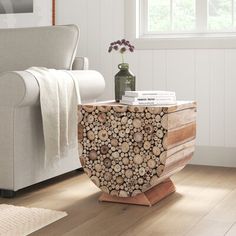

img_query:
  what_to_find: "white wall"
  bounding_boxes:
[57,0,236,167]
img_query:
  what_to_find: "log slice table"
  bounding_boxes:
[78,101,196,206]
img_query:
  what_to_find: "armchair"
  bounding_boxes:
[0,25,105,197]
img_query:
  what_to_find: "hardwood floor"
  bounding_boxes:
[1,165,236,236]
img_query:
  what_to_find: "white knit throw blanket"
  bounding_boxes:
[26,67,81,165]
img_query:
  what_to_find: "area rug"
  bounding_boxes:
[0,204,67,236]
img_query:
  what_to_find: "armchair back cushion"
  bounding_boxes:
[0,25,79,73]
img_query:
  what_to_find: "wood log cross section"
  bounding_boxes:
[78,101,196,204]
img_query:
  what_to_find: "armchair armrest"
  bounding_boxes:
[72,57,89,70]
[0,70,105,107]
[0,71,39,107]
[70,70,105,101]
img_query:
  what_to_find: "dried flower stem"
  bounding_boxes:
[121,53,124,64]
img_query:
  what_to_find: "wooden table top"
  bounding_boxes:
[79,100,196,113]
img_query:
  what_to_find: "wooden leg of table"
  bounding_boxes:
[99,178,176,207]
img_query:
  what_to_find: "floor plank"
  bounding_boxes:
[186,219,234,236]
[205,189,236,221]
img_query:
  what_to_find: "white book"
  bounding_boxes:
[125,90,175,97]
[122,95,176,102]
[120,100,177,106]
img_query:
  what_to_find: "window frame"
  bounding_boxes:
[125,0,236,49]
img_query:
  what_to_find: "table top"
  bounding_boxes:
[79,100,196,113]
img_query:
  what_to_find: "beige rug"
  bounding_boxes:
[0,204,67,236]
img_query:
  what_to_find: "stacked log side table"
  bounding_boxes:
[78,101,196,206]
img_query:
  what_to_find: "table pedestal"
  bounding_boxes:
[99,178,176,207]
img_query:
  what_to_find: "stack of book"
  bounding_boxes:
[120,91,176,105]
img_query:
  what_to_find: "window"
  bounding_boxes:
[146,0,196,33]
[142,0,236,35]
[125,0,236,49]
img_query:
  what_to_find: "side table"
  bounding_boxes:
[78,101,196,206]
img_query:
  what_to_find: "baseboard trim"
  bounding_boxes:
[191,146,236,167]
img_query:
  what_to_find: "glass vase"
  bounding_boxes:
[114,63,136,102]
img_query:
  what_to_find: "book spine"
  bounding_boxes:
[120,100,176,106]
[125,91,175,97]
[122,95,176,102]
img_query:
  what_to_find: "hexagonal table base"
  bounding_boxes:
[99,178,176,207]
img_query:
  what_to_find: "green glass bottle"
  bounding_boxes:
[115,63,136,102]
